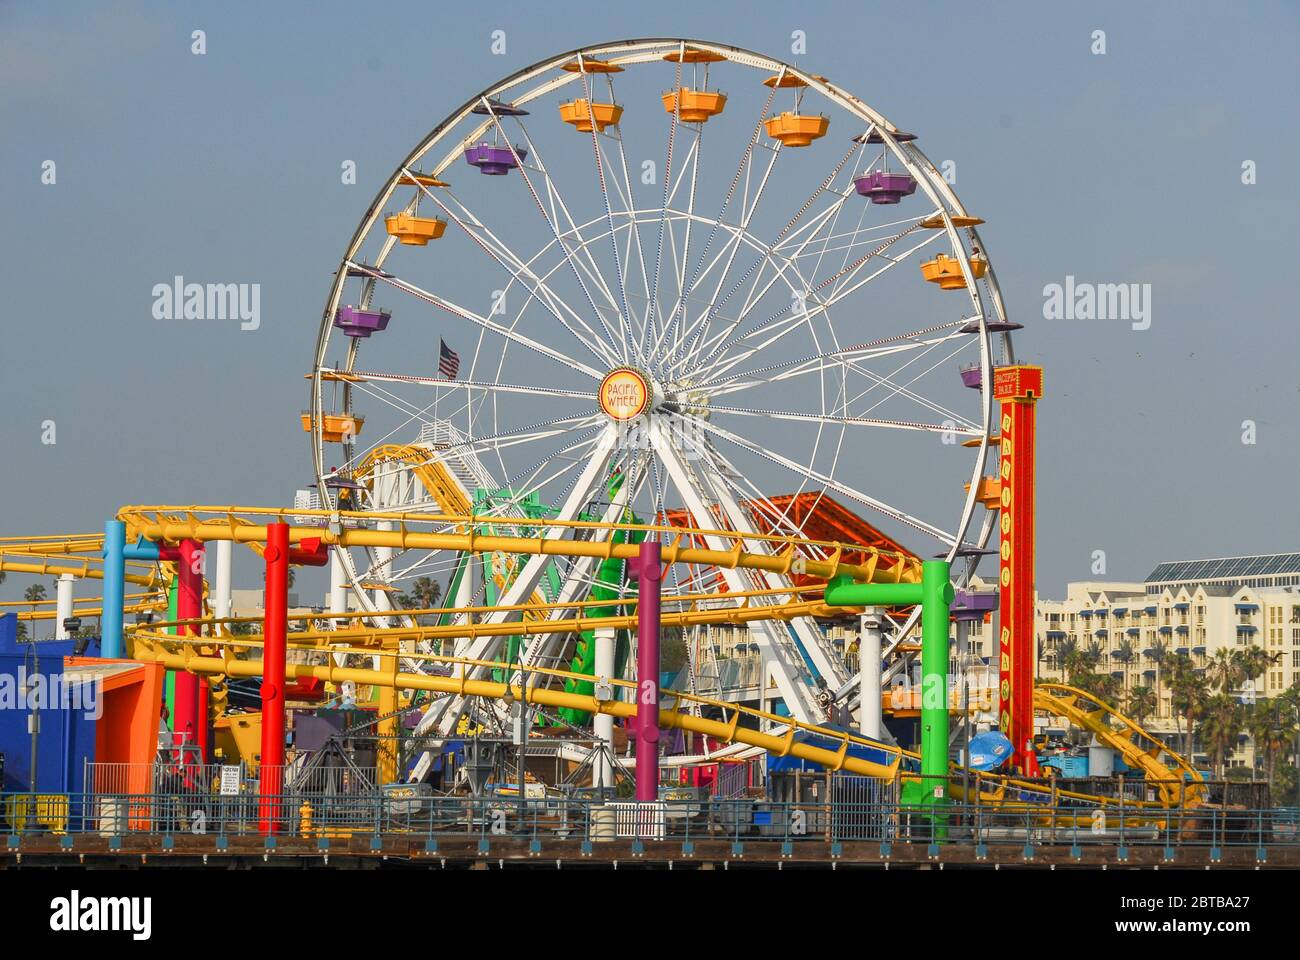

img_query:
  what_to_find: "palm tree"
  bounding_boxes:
[1084,640,1104,668]
[1197,693,1245,778]
[1167,653,1208,758]
[1142,637,1170,720]
[1054,637,1078,676]
[397,577,443,626]
[1072,670,1121,707]
[1126,685,1158,727]
[1237,644,1272,699]
[1244,700,1285,782]
[24,584,47,635]
[1113,637,1137,695]
[1207,648,1243,697]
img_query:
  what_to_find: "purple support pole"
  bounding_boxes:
[632,540,662,802]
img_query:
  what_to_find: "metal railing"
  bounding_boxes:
[5,786,1298,852]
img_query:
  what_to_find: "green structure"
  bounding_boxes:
[824,560,953,816]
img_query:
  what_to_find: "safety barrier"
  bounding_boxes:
[3,788,1297,852]
[609,801,667,840]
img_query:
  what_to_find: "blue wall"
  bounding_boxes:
[0,612,100,793]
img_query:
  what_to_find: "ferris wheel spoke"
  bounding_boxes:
[408,174,622,369]
[576,69,638,364]
[648,135,703,361]
[710,334,980,435]
[480,442,602,526]
[479,104,632,363]
[703,318,970,397]
[840,338,981,428]
[428,427,621,734]
[321,368,597,403]
[655,73,782,376]
[504,124,626,329]
[683,411,958,546]
[672,143,863,375]
[706,404,980,438]
[603,125,654,352]
[663,144,788,380]
[682,200,851,377]
[698,201,930,371]
[693,223,942,384]
[345,261,603,380]
[645,51,684,360]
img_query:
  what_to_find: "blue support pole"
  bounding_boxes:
[102,519,126,658]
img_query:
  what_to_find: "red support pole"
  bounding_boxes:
[993,366,1043,775]
[632,540,662,802]
[259,522,289,835]
[174,538,205,766]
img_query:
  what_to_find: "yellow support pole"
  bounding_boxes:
[375,685,399,786]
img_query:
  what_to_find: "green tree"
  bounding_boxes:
[1126,685,1158,726]
[1238,644,1272,686]
[1113,637,1137,694]
[1244,698,1294,784]
[397,577,443,626]
[1207,647,1243,696]
[1197,693,1245,778]
[1167,653,1208,758]
[1084,640,1104,668]
[23,584,47,637]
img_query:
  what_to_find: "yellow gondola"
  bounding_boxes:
[561,56,623,73]
[559,98,623,133]
[920,253,989,290]
[301,413,364,443]
[662,89,726,123]
[764,111,829,147]
[384,213,447,246]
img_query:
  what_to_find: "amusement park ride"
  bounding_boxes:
[1,39,1208,845]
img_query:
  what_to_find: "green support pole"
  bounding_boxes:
[824,561,954,826]
[917,560,953,809]
[163,579,178,730]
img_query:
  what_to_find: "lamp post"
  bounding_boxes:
[502,652,533,827]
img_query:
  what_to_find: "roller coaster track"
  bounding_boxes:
[5,522,1203,818]
[354,444,551,627]
[124,621,1196,820]
[116,506,924,586]
[1034,682,1206,807]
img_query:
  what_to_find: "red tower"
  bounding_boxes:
[993,365,1043,773]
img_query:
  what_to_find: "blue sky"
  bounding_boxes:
[2,0,1298,597]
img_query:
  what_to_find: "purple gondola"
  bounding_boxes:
[334,305,391,338]
[465,143,528,176]
[853,170,917,204]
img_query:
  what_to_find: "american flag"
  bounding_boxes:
[438,339,460,379]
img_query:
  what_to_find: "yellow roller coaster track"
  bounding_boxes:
[3,520,1198,819]
[115,505,922,586]
[356,444,551,624]
[124,622,1193,820]
[1034,682,1207,807]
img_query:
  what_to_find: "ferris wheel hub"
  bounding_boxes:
[598,366,656,421]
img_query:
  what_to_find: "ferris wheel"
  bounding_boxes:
[307,39,1020,725]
